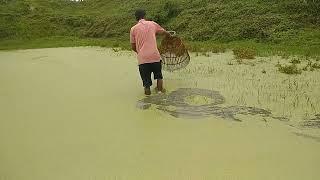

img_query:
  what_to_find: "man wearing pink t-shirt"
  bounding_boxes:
[130,9,171,95]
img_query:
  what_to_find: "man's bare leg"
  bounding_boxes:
[144,87,151,95]
[156,79,164,93]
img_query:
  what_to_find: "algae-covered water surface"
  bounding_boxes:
[1,47,320,180]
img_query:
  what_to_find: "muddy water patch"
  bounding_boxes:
[137,88,288,122]
[31,55,48,60]
[293,132,320,143]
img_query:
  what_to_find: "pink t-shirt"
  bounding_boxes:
[130,19,165,65]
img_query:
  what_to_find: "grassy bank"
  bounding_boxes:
[1,0,319,56]
[1,36,319,60]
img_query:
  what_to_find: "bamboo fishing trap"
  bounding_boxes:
[159,31,190,71]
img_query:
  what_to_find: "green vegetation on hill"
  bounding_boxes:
[0,0,319,57]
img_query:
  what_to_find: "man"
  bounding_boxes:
[130,9,171,95]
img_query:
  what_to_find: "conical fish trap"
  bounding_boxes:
[159,35,190,71]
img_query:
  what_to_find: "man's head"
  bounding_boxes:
[135,9,146,21]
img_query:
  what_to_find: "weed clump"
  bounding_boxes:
[275,61,281,67]
[302,61,320,71]
[278,64,302,74]
[201,52,210,57]
[290,58,301,64]
[211,45,226,53]
[311,63,320,69]
[233,48,256,60]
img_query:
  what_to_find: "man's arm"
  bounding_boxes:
[153,21,171,37]
[130,27,137,52]
[156,30,171,37]
[131,43,137,53]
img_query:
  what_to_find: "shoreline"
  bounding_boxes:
[1,36,319,59]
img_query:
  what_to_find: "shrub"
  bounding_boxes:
[278,64,302,74]
[150,1,181,25]
[233,47,256,59]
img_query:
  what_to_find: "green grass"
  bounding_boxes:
[0,0,319,57]
[1,1,319,40]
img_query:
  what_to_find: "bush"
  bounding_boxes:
[233,47,256,59]
[0,15,20,38]
[278,64,302,74]
[149,1,181,25]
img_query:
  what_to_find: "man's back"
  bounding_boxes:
[130,19,165,65]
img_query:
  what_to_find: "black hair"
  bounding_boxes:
[135,9,146,21]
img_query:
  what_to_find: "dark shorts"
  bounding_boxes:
[139,61,163,88]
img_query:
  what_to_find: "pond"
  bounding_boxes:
[0,47,320,180]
